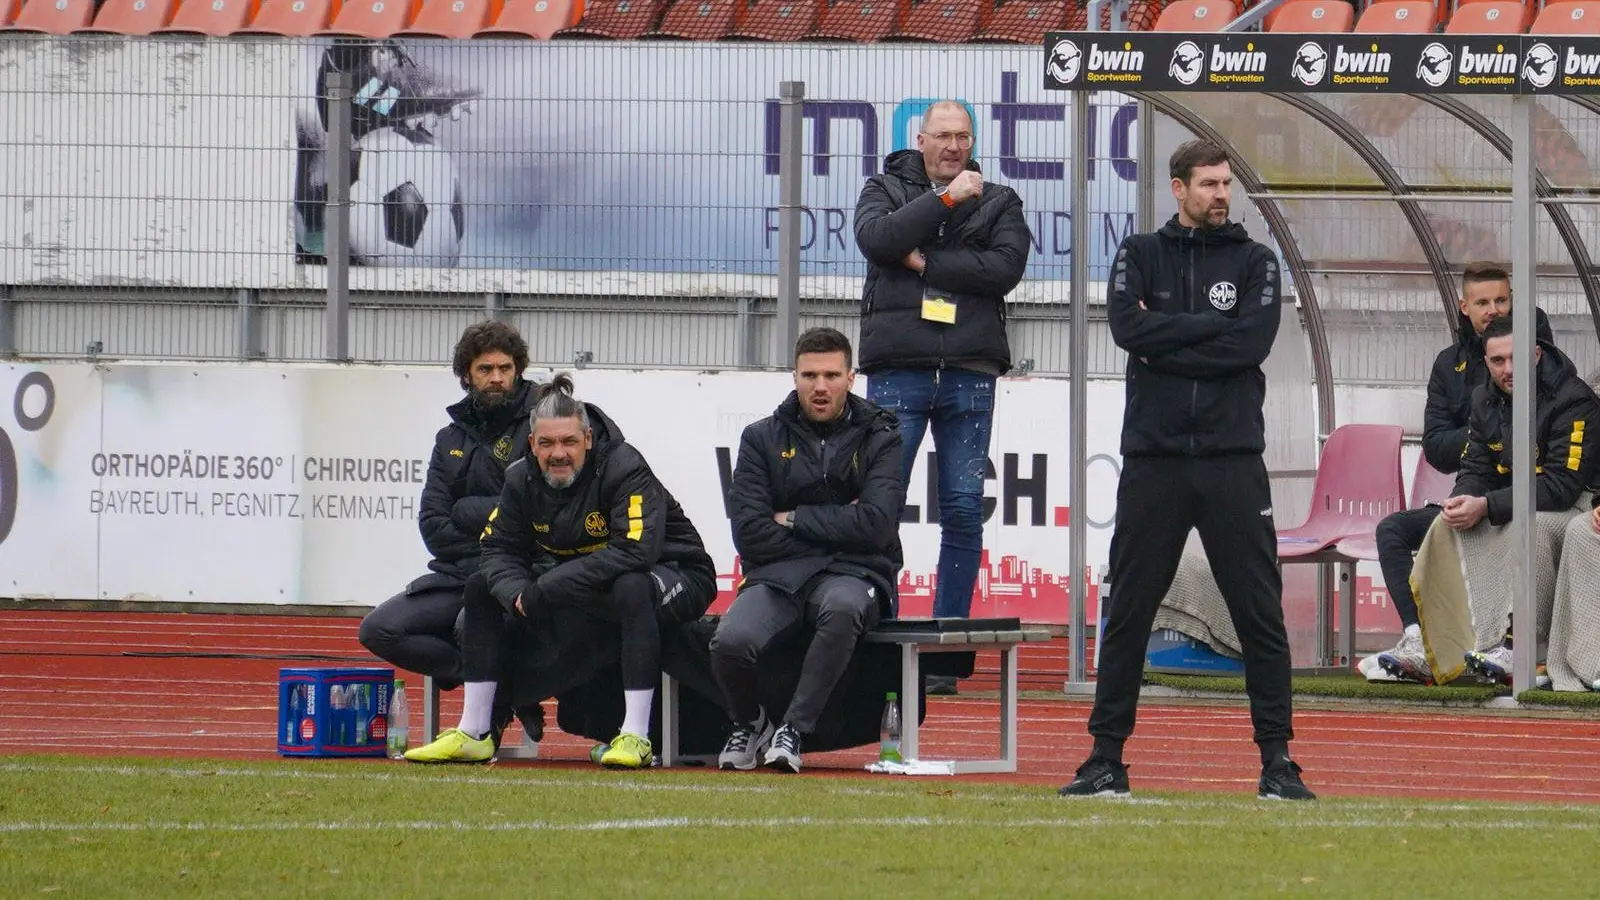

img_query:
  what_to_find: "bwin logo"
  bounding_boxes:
[1522,42,1557,88]
[1416,42,1453,87]
[1048,39,1082,84]
[1458,43,1517,76]
[1169,41,1204,85]
[1291,41,1327,86]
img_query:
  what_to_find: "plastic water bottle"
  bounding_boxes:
[879,692,903,763]
[285,684,303,745]
[388,680,409,759]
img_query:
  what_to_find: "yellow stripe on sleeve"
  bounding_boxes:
[626,494,644,541]
[1568,420,1585,471]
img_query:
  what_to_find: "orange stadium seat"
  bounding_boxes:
[1446,0,1529,31]
[74,0,181,32]
[234,0,339,33]
[396,0,502,35]
[805,0,907,40]
[153,0,259,30]
[1267,0,1352,31]
[1153,0,1238,30]
[1354,0,1436,31]
[1530,0,1599,32]
[319,0,420,35]
[473,0,583,36]
[882,0,989,41]
[968,0,1071,43]
[4,0,95,32]
[551,0,664,35]
[726,0,821,39]
[639,0,741,38]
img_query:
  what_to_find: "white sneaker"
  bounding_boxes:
[1465,645,1514,683]
[1359,653,1400,682]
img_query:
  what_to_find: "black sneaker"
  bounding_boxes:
[1258,758,1317,801]
[1058,755,1130,798]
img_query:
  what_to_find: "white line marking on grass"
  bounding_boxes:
[1,814,1596,835]
[0,761,780,795]
[8,760,1600,817]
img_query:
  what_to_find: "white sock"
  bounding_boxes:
[1403,624,1421,640]
[621,689,654,738]
[458,681,497,739]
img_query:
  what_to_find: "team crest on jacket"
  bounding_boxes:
[1208,282,1238,311]
[584,511,609,538]
[493,436,513,461]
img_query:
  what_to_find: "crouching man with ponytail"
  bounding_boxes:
[404,373,718,769]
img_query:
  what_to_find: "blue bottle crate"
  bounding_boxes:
[278,667,395,757]
[1144,628,1246,675]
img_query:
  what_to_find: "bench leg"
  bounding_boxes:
[900,643,920,762]
[659,671,680,768]
[422,675,441,743]
[1339,561,1356,669]
[999,643,1018,772]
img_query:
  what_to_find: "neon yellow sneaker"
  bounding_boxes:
[403,728,495,764]
[599,732,653,769]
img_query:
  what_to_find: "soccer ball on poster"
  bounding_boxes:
[291,38,480,268]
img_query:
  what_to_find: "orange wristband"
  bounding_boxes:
[939,190,956,209]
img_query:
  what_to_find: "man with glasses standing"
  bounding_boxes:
[853,100,1033,693]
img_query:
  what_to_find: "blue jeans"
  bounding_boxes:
[867,368,996,619]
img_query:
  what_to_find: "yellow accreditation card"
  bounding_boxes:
[921,290,957,324]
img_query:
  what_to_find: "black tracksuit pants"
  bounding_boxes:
[1373,506,1439,629]
[1089,454,1294,763]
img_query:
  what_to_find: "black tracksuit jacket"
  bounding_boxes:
[1106,215,1282,458]
[478,402,715,613]
[729,393,906,615]
[1455,341,1600,526]
[418,380,536,585]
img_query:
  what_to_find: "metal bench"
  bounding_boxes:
[419,621,1055,772]
[658,620,1055,774]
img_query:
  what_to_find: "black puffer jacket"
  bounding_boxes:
[1106,216,1282,458]
[854,150,1032,376]
[417,379,536,585]
[1422,307,1555,474]
[478,403,715,612]
[730,393,906,615]
[1455,340,1600,526]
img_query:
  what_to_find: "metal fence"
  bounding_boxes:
[1,37,1596,388]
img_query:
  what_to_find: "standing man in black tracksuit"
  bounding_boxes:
[853,101,1031,699]
[403,375,718,770]
[711,328,906,774]
[1368,264,1555,684]
[1061,140,1314,802]
[359,320,543,744]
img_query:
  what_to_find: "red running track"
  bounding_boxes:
[4,609,1600,803]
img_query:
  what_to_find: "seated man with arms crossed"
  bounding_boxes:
[359,320,542,746]
[712,328,906,773]
[405,374,718,768]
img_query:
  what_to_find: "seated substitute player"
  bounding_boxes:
[404,374,718,768]
[358,319,543,746]
[711,327,907,773]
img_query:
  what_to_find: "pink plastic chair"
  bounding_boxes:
[1335,454,1455,561]
[1277,424,1405,669]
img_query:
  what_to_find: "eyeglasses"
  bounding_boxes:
[922,131,974,148]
